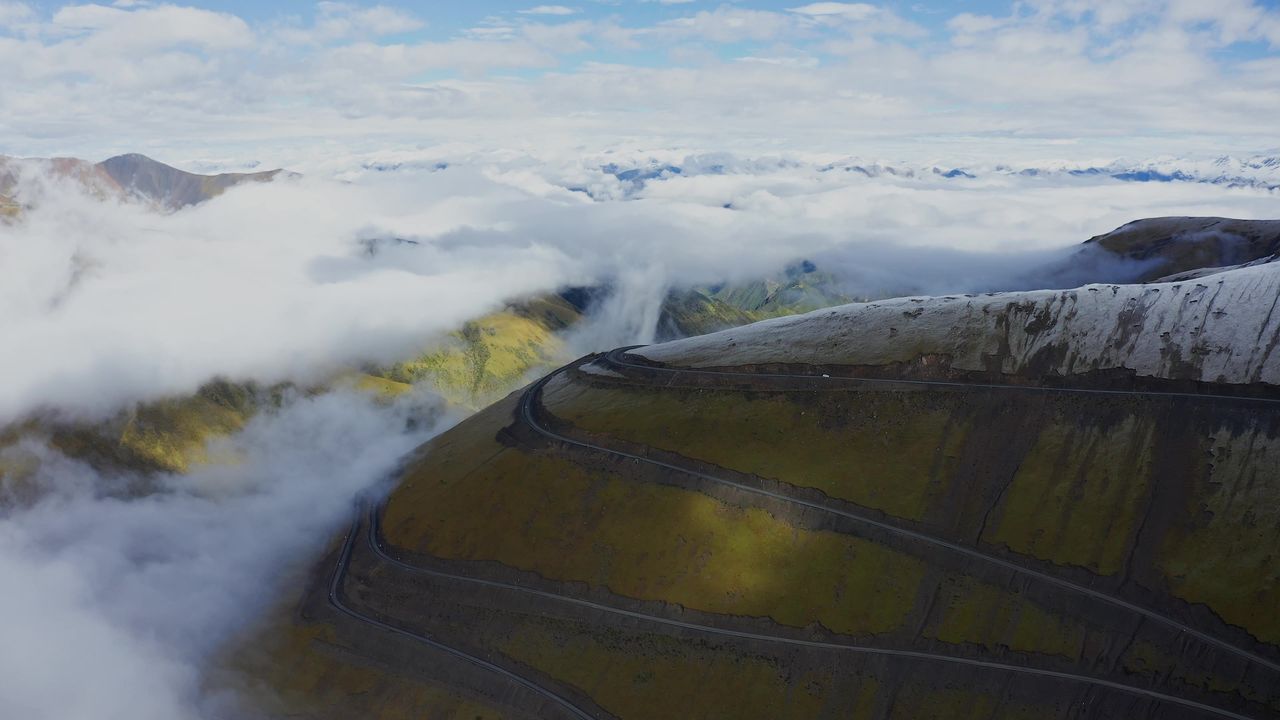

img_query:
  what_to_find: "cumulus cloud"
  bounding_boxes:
[519,5,578,15]
[47,4,252,50]
[277,2,424,44]
[788,2,879,19]
[1,2,1278,160]
[653,7,795,43]
[0,168,579,423]
[0,1,32,27]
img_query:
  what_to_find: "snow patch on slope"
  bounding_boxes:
[638,263,1280,386]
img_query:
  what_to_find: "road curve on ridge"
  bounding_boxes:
[366,504,1263,720]
[327,509,599,720]
[523,348,1280,678]
[600,347,1280,404]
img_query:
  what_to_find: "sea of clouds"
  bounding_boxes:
[7,154,1280,423]
[1,154,1278,719]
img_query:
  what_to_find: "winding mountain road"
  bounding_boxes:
[365,503,1262,720]
[599,347,1280,403]
[326,344,1279,720]
[522,347,1280,677]
[327,509,598,720]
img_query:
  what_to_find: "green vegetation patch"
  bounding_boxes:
[227,610,511,720]
[501,617,1054,720]
[382,297,579,410]
[985,416,1156,575]
[543,380,969,521]
[48,380,258,474]
[1159,427,1280,645]
[886,685,1045,720]
[0,194,19,219]
[499,618,839,720]
[1120,638,1276,708]
[927,577,1084,660]
[385,409,928,635]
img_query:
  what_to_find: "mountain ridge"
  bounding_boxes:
[0,152,286,214]
[237,254,1280,719]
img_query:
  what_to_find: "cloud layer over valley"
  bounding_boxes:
[4,156,1280,425]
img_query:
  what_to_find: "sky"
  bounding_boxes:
[1,0,1279,167]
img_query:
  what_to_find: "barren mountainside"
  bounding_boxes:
[97,153,282,210]
[0,153,283,214]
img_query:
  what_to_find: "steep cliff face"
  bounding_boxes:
[243,261,1280,720]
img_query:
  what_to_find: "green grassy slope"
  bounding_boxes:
[244,347,1280,718]
[376,296,582,410]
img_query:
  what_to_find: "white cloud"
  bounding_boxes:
[0,1,32,27]
[737,53,819,68]
[519,5,578,15]
[284,1,424,43]
[0,387,452,719]
[0,2,1277,188]
[788,2,878,19]
[947,12,1008,35]
[654,7,793,43]
[1166,0,1280,45]
[48,4,251,50]
[5,152,1280,423]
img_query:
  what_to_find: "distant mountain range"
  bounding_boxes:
[574,152,1280,197]
[339,149,1280,198]
[0,153,283,214]
[7,150,1278,213]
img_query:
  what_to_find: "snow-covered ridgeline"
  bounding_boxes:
[639,263,1280,387]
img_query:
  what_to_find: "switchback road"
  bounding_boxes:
[366,503,1262,720]
[327,508,598,720]
[522,348,1280,677]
